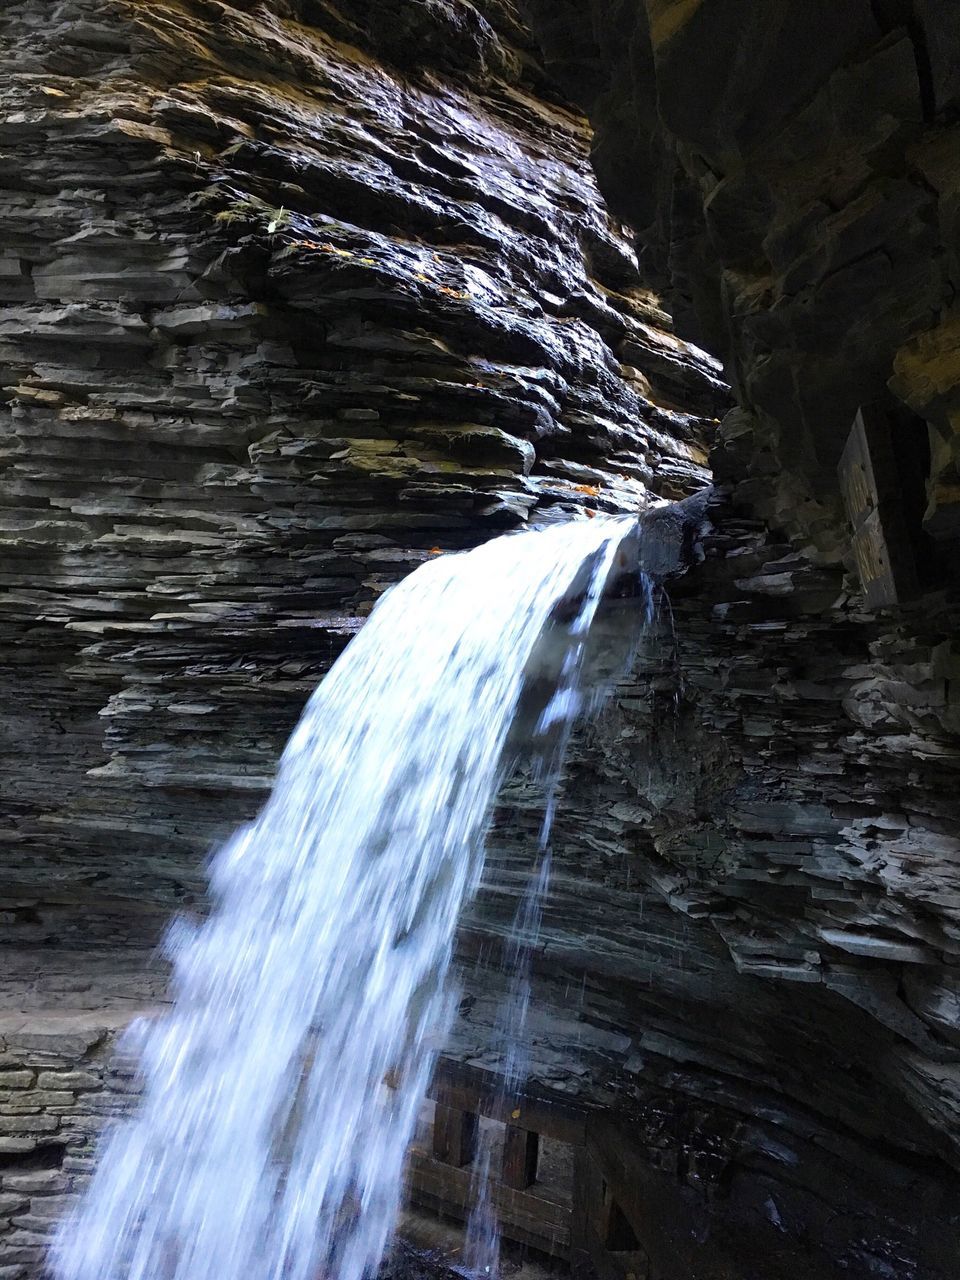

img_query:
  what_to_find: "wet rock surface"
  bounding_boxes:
[0,0,718,941]
[455,488,960,1278]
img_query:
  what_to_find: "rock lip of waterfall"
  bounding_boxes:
[52,515,653,1280]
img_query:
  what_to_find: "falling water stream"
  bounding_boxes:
[54,515,652,1280]
[464,541,654,1277]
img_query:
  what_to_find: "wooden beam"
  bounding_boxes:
[429,1059,590,1145]
[406,1151,571,1257]
[502,1124,539,1189]
[432,1103,478,1167]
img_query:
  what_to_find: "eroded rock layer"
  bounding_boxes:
[455,492,960,1278]
[523,0,960,553]
[0,0,719,933]
[0,3,722,1274]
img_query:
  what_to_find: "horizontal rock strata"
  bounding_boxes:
[0,0,720,934]
[0,3,721,1276]
[453,490,960,1278]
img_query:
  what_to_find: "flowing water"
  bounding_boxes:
[53,515,647,1280]
[463,555,654,1276]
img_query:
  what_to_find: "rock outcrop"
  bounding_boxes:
[4,3,960,1280]
[523,0,960,554]
[0,0,719,937]
[455,490,960,1278]
[0,2,722,1274]
[436,12,960,1271]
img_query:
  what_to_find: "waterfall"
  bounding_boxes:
[464,543,653,1277]
[53,515,647,1280]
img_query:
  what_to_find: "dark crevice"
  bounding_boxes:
[907,19,937,121]
[0,1145,67,1173]
[868,2,935,119]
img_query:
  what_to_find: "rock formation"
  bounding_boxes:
[524,0,960,555]
[0,0,720,938]
[457,495,960,1276]
[0,3,720,1275]
[461,3,960,1275]
[3,2,960,1279]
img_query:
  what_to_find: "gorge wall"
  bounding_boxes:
[525,0,960,555]
[0,3,721,1276]
[0,0,719,950]
[3,2,960,1280]
[457,3,960,1277]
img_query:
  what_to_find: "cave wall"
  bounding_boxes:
[0,2,722,1273]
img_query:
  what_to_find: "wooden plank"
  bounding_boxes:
[502,1124,539,1189]
[569,1144,598,1280]
[432,1104,478,1167]
[406,1152,571,1257]
[428,1059,589,1146]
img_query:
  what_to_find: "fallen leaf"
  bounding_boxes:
[511,1108,521,1120]
[427,547,444,556]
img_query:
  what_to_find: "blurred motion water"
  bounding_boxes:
[53,517,644,1280]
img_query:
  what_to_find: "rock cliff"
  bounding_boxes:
[3,3,960,1280]
[0,3,722,1275]
[0,0,719,942]
[524,0,960,555]
[456,495,960,1277]
[452,4,960,1274]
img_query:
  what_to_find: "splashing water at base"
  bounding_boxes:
[53,517,643,1280]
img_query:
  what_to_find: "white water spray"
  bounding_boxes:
[53,517,644,1280]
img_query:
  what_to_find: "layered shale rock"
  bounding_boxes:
[523,0,960,553]
[0,2,723,1272]
[456,491,960,1278]
[0,0,720,936]
[424,13,960,1270]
